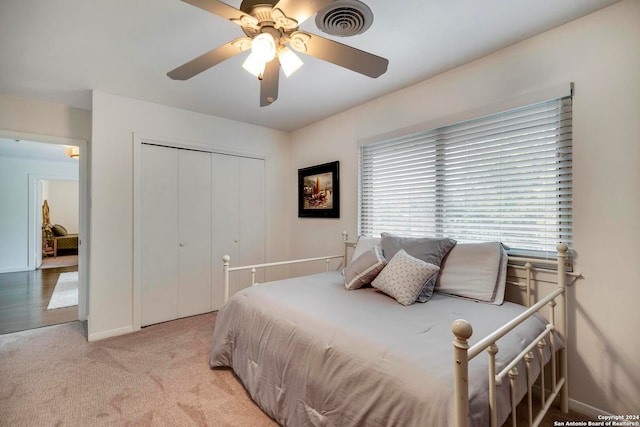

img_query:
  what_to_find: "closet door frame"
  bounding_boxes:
[132,134,266,331]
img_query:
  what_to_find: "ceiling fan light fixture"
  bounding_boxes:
[251,33,277,63]
[278,47,303,77]
[65,146,79,159]
[242,52,266,78]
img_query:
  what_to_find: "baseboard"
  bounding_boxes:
[569,398,612,419]
[88,324,138,341]
[0,265,30,273]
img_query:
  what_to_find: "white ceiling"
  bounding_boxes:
[0,0,620,132]
[0,138,78,163]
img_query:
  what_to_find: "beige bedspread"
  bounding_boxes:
[210,271,557,426]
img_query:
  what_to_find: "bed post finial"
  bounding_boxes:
[453,319,472,427]
[452,319,473,341]
[556,243,568,255]
[223,255,231,303]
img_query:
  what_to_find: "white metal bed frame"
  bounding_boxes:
[221,232,573,427]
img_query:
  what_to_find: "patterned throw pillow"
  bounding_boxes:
[371,249,440,306]
[343,246,386,290]
[380,233,457,303]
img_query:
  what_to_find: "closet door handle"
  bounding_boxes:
[179,242,185,247]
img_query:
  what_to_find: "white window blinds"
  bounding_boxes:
[359,95,572,257]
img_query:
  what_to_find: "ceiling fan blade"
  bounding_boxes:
[181,0,243,21]
[260,58,280,107]
[273,0,333,25]
[180,0,258,27]
[289,31,388,78]
[167,38,251,80]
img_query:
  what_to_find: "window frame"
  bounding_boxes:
[358,94,573,261]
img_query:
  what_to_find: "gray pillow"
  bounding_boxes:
[52,224,68,236]
[343,245,386,290]
[380,233,456,302]
[371,249,440,306]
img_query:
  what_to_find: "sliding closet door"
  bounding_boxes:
[141,145,264,322]
[177,150,212,317]
[141,144,179,326]
[141,145,213,326]
[211,154,240,310]
[211,154,265,307]
[239,157,265,278]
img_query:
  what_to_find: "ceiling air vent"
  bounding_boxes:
[315,0,373,37]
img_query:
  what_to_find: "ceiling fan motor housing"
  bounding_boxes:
[315,0,373,37]
[239,1,290,39]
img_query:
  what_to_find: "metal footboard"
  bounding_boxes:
[222,232,352,302]
[453,244,572,427]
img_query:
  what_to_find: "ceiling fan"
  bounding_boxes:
[167,0,389,106]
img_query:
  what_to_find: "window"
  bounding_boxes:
[359,95,572,258]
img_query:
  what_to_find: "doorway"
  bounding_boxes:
[39,179,80,270]
[0,134,88,335]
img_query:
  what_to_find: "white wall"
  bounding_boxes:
[0,157,79,272]
[89,91,291,340]
[47,180,79,234]
[0,93,91,139]
[289,0,640,416]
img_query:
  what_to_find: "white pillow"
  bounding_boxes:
[352,236,381,261]
[371,249,440,306]
[343,245,386,290]
[435,242,505,304]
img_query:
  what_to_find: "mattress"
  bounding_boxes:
[210,271,558,426]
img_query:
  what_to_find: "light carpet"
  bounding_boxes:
[0,312,277,426]
[47,271,78,310]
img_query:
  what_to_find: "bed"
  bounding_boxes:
[210,233,572,427]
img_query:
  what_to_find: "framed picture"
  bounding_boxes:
[298,161,340,218]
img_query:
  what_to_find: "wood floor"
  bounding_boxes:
[0,263,78,335]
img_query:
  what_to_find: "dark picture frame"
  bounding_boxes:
[298,161,340,218]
